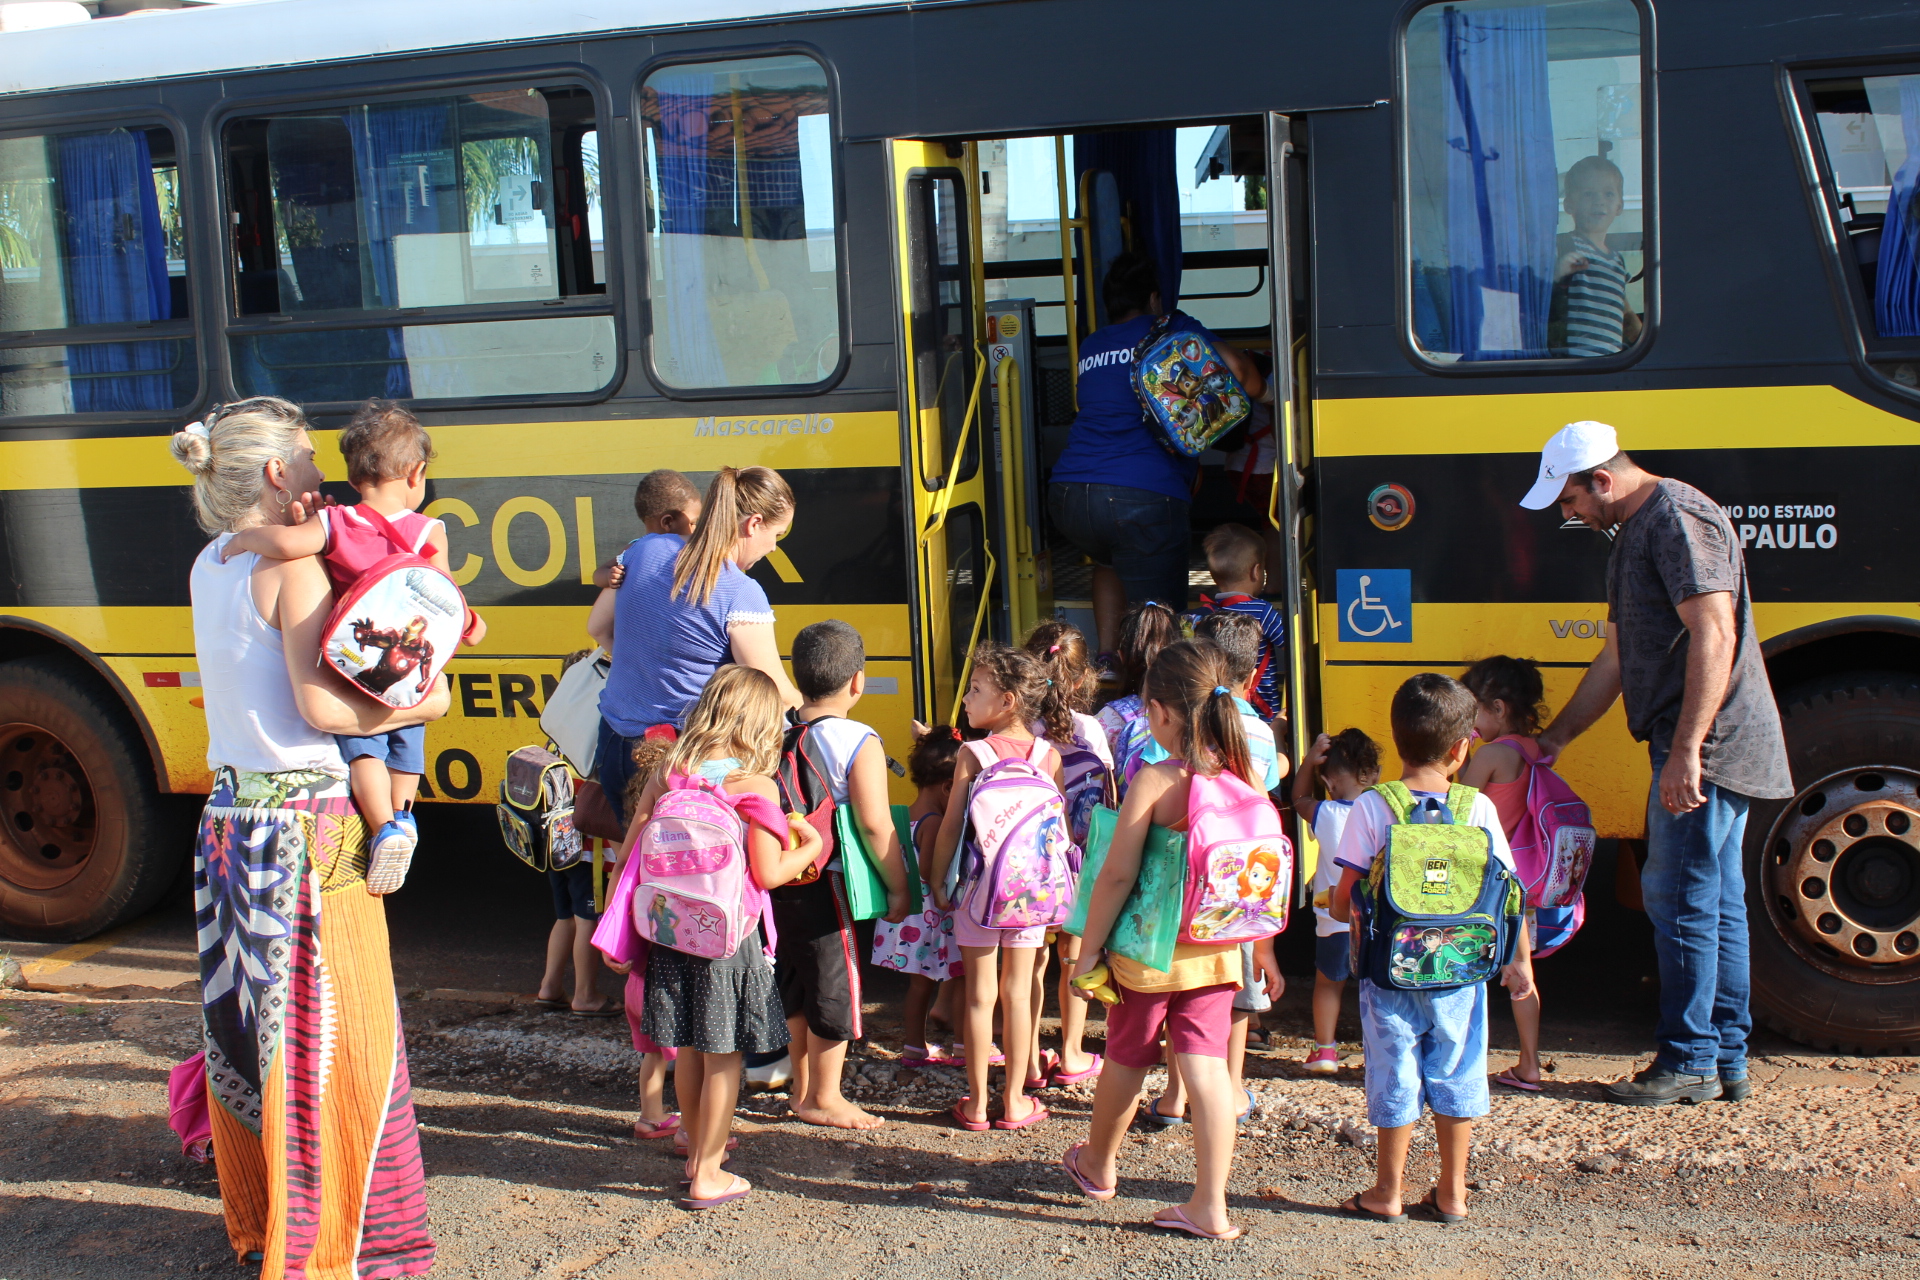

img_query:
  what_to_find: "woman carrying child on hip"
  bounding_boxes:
[928,644,1070,1131]
[1064,640,1283,1241]
[871,727,967,1064]
[593,665,824,1210]
[1459,656,1569,1093]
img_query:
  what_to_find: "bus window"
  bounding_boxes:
[1804,73,1920,390]
[906,171,976,488]
[0,125,196,418]
[639,54,841,392]
[222,85,613,404]
[1404,0,1647,364]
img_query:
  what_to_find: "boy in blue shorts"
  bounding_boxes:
[1193,524,1286,721]
[1330,674,1533,1224]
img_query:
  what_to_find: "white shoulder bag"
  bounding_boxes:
[541,646,610,776]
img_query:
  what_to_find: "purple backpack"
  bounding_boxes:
[957,739,1078,931]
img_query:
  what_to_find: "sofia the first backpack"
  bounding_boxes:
[1179,767,1292,944]
[957,739,1078,931]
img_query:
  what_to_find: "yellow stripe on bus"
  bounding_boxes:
[1315,384,1920,457]
[0,411,901,492]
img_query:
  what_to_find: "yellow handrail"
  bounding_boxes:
[918,343,989,544]
[948,540,998,727]
[996,355,1038,635]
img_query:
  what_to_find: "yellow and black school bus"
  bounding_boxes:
[2,0,1917,1052]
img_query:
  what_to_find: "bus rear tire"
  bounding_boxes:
[0,656,177,942]
[1747,670,1920,1054]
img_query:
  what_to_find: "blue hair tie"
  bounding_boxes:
[1213,685,1229,697]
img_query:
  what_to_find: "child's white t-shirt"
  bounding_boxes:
[1310,799,1356,937]
[1034,710,1115,770]
[1331,788,1514,883]
[798,715,877,871]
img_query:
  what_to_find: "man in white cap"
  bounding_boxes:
[1521,422,1791,1106]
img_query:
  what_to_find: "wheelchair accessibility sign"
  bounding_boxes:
[1336,569,1411,643]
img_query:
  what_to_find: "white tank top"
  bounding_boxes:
[191,535,346,777]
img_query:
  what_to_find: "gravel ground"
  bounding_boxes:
[4,982,1918,1280]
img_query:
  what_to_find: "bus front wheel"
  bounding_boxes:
[0,656,176,942]
[1747,671,1920,1053]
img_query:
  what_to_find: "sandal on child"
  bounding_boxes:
[949,1099,992,1132]
[993,1101,1050,1131]
[1235,1087,1256,1124]
[1494,1067,1542,1093]
[1150,1205,1242,1241]
[1142,1095,1187,1127]
[1061,1142,1116,1201]
[677,1174,751,1211]
[1340,1193,1407,1224]
[1050,1054,1104,1086]
[633,1114,680,1140]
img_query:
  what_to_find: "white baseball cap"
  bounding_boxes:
[1519,420,1620,510]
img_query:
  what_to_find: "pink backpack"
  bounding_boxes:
[1511,753,1597,910]
[317,507,468,709]
[958,739,1077,930]
[631,773,768,960]
[1179,767,1293,945]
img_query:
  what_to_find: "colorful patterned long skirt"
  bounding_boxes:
[195,766,435,1278]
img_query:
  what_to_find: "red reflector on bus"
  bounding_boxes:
[144,672,181,687]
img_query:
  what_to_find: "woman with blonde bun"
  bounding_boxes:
[171,397,445,1276]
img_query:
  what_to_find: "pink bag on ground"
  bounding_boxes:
[166,1052,212,1163]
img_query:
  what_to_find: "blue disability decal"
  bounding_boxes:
[1337,570,1412,643]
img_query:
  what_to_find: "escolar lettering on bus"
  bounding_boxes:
[693,414,836,437]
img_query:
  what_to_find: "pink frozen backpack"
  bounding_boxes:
[958,739,1078,930]
[630,772,768,960]
[1510,752,1597,910]
[1179,767,1293,945]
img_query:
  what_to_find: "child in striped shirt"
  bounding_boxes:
[1554,155,1643,358]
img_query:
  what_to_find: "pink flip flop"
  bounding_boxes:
[1152,1205,1242,1241]
[993,1101,1050,1131]
[950,1099,991,1132]
[678,1175,751,1211]
[1061,1142,1116,1201]
[633,1113,681,1140]
[1494,1068,1543,1093]
[1050,1054,1104,1086]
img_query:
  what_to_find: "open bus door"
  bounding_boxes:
[892,140,994,725]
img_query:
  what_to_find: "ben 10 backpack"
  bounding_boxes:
[1349,781,1522,991]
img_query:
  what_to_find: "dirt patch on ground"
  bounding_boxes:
[4,985,1919,1279]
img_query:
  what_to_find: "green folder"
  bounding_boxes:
[836,803,921,922]
[1062,805,1188,973]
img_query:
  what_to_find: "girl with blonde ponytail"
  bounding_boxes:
[594,465,802,822]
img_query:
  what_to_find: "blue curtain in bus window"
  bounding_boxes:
[651,66,728,387]
[1442,5,1556,360]
[346,103,453,397]
[1874,78,1920,337]
[1074,131,1182,321]
[54,129,174,412]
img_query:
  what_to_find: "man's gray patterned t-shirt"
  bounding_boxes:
[1606,479,1792,800]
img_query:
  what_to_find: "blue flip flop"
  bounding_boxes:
[1143,1095,1187,1127]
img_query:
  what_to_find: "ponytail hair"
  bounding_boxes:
[1023,619,1093,742]
[1143,639,1254,789]
[672,466,795,607]
[169,397,309,535]
[1114,600,1180,700]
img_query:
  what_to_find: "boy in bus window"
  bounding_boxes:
[1550,156,1643,358]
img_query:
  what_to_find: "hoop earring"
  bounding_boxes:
[276,488,292,508]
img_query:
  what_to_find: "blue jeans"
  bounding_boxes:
[597,716,644,828]
[1047,481,1191,614]
[1642,749,1753,1080]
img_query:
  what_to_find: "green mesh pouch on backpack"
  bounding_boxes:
[1351,781,1521,991]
